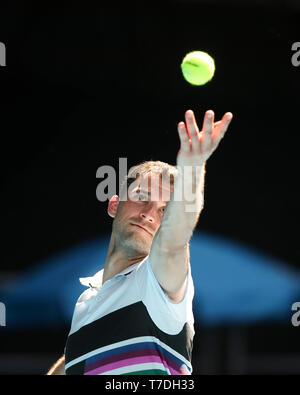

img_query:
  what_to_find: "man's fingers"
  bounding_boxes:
[201,110,214,149]
[212,112,233,145]
[185,110,201,150]
[177,122,191,152]
[178,109,233,155]
[202,110,214,133]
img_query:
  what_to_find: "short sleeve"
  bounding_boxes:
[135,255,194,335]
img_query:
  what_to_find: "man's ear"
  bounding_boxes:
[107,195,120,218]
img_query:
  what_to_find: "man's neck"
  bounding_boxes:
[102,233,146,285]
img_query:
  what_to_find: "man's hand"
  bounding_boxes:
[177,109,233,168]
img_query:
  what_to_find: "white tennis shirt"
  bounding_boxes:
[64,255,195,375]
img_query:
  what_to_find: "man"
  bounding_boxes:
[47,108,233,375]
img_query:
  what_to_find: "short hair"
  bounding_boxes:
[119,160,178,201]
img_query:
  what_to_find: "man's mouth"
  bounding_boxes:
[130,223,153,236]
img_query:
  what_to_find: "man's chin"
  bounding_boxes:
[124,233,151,255]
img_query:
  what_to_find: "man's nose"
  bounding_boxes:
[139,206,156,223]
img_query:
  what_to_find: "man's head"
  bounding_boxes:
[107,161,178,257]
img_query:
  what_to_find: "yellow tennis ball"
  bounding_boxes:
[181,51,215,86]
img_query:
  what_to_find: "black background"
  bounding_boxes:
[0,0,299,374]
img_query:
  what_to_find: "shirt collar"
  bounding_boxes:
[79,256,148,288]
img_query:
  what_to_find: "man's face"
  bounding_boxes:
[110,173,173,256]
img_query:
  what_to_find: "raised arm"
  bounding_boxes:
[149,109,233,302]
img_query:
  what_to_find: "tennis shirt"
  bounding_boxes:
[64,255,195,375]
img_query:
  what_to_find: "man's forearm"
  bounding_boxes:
[157,163,206,250]
[156,107,232,252]
[160,107,232,251]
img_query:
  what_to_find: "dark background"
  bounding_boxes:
[0,0,299,374]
